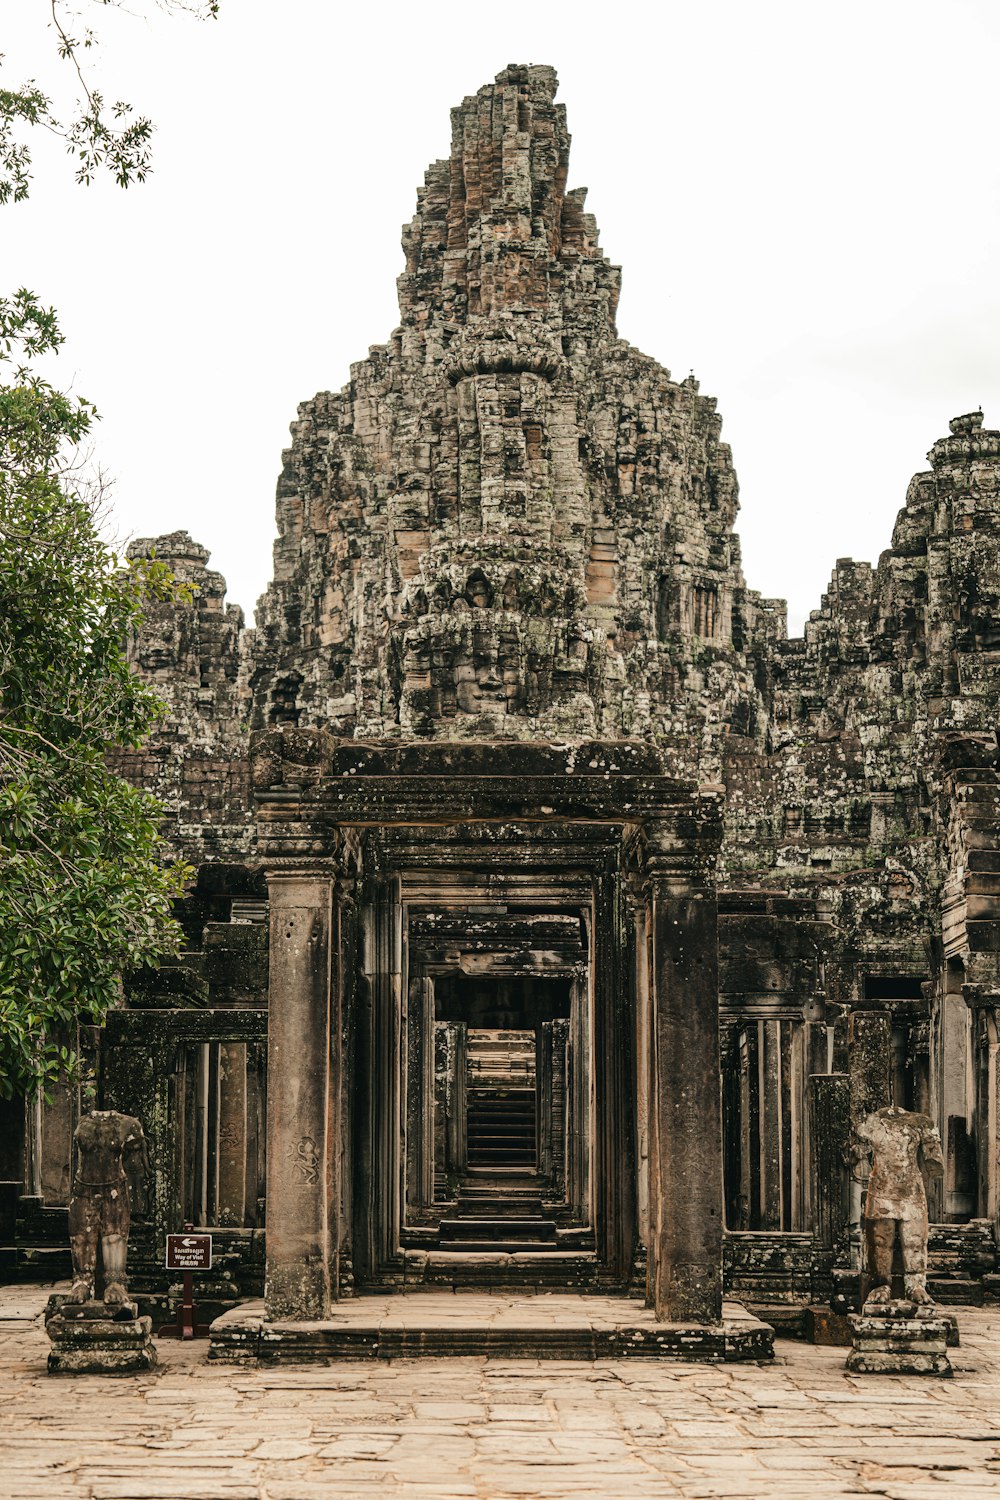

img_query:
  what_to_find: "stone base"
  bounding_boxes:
[847,1348,952,1376]
[847,1301,954,1377]
[209,1293,775,1365]
[45,1295,157,1375]
[806,1304,853,1346]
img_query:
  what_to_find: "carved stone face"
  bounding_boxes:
[135,624,182,674]
[465,573,491,610]
[137,642,176,673]
[132,605,193,677]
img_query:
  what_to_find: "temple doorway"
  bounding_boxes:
[400,893,593,1263]
[259,737,725,1327]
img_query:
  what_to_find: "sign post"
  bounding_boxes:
[158,1224,213,1340]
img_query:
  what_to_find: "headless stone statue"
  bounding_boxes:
[853,1104,944,1308]
[67,1110,147,1311]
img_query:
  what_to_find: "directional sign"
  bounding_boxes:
[165,1231,212,1271]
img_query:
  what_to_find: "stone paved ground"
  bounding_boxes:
[3,1285,1000,1500]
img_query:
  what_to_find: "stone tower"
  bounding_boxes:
[250,65,769,762]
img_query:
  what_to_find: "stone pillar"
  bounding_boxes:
[370,875,403,1267]
[848,1009,891,1284]
[537,1024,553,1185]
[964,988,1000,1232]
[985,1006,1000,1230]
[760,1019,784,1231]
[593,866,635,1281]
[631,897,652,1250]
[940,986,974,1218]
[567,973,590,1225]
[216,1043,248,1227]
[39,1080,77,1206]
[455,1024,468,1176]
[647,810,723,1324]
[551,1018,568,1202]
[265,869,335,1320]
[441,1022,467,1182]
[848,1010,892,1129]
[406,977,435,1210]
[810,1074,850,1251]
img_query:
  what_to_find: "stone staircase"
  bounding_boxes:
[466,1088,536,1168]
[437,1182,557,1253]
[465,1030,537,1171]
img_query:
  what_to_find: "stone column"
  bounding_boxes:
[810,1073,850,1250]
[39,1079,77,1206]
[406,977,436,1210]
[537,1023,553,1185]
[216,1043,248,1227]
[646,808,724,1324]
[940,986,974,1218]
[593,866,635,1281]
[453,1024,468,1176]
[760,1019,784,1230]
[551,1017,568,1202]
[964,988,1000,1232]
[848,1009,891,1285]
[631,897,652,1251]
[848,1010,892,1128]
[265,868,335,1320]
[810,1072,850,1301]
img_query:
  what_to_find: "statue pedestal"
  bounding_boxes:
[847,1300,953,1377]
[44,1294,157,1375]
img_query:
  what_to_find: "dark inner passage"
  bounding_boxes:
[402,900,591,1256]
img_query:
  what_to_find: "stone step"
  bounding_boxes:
[440,1217,557,1244]
[456,1186,541,1196]
[470,1146,539,1158]
[415,1251,612,1291]
[467,1107,534,1114]
[467,1135,536,1149]
[208,1297,775,1365]
[462,1166,541,1179]
[15,1246,73,1280]
[467,1116,535,1129]
[468,1151,536,1165]
[467,1132,534,1142]
[432,1240,563,1254]
[468,1136,535,1146]
[927,1277,984,1305]
[468,1117,535,1130]
[454,1196,544,1218]
[468,1119,534,1131]
[468,1108,535,1122]
[468,1113,534,1126]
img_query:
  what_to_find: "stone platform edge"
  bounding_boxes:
[207,1300,775,1365]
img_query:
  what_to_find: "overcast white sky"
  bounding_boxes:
[4,0,999,633]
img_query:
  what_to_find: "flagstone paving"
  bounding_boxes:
[3,1283,1000,1499]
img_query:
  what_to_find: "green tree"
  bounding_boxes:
[1,1,218,201]
[0,3,218,1096]
[0,292,193,1098]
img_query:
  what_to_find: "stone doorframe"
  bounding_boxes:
[352,822,620,1284]
[252,732,724,1325]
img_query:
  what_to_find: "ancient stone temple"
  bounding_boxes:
[4,65,1000,1348]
